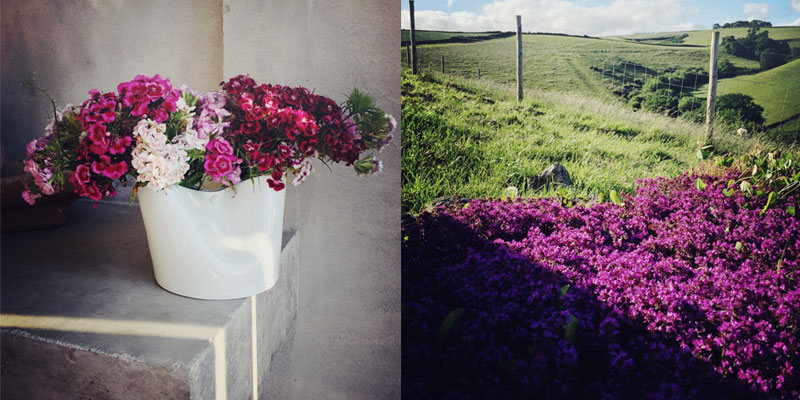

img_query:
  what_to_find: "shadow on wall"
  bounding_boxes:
[1,1,92,160]
[402,211,780,399]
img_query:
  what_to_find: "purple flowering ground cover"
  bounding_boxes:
[402,171,799,399]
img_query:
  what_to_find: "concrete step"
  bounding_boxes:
[1,200,298,400]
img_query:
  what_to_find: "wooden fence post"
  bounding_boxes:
[409,0,418,74]
[406,45,411,67]
[478,68,481,79]
[516,15,523,101]
[441,55,444,73]
[705,31,720,141]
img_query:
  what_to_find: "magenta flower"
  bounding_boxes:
[206,138,234,155]
[21,190,41,205]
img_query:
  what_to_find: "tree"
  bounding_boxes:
[720,27,790,70]
[717,59,738,78]
[716,93,765,128]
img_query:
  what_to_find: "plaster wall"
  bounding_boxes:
[1,0,224,161]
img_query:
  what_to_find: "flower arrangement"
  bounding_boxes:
[403,172,799,399]
[23,74,394,205]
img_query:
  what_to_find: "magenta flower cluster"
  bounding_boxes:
[116,74,180,122]
[403,172,798,399]
[23,74,394,205]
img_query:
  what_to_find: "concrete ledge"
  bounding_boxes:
[1,200,298,399]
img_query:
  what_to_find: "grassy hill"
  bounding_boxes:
[400,30,511,45]
[401,33,761,99]
[402,69,764,213]
[613,26,800,48]
[700,58,800,126]
[682,26,800,48]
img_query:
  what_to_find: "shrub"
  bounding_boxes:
[717,59,738,78]
[640,89,681,115]
[677,96,705,123]
[716,93,765,128]
[760,51,789,70]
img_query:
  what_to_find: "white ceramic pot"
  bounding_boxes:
[137,177,285,300]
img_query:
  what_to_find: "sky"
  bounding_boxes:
[401,0,800,36]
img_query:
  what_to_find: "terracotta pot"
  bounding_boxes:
[1,168,78,233]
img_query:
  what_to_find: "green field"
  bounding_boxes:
[682,26,800,47]
[401,33,760,99]
[613,26,800,48]
[400,30,508,44]
[402,69,765,213]
[707,59,800,125]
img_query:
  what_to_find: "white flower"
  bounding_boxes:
[176,96,195,114]
[131,118,191,190]
[292,159,314,186]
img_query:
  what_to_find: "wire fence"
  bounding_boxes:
[402,40,800,139]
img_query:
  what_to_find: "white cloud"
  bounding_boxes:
[401,0,702,36]
[742,3,770,20]
[448,0,454,7]
[792,0,800,13]
[776,16,800,26]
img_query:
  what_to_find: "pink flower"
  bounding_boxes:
[84,183,102,201]
[22,190,41,205]
[22,189,42,205]
[104,161,128,179]
[131,101,150,117]
[73,164,92,186]
[206,138,234,155]
[109,136,132,155]
[153,108,169,123]
[26,139,38,157]
[92,156,127,179]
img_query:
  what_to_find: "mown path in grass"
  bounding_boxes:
[401,69,761,214]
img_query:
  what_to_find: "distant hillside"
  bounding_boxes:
[612,26,800,50]
[401,30,513,46]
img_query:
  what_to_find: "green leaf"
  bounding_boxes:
[597,192,605,203]
[716,156,734,167]
[787,205,796,216]
[563,314,579,345]
[610,190,623,205]
[696,144,713,160]
[560,284,570,298]
[556,187,568,198]
[438,308,464,341]
[735,241,743,252]
[761,192,775,215]
[740,181,752,195]
[777,243,787,273]
[694,178,706,191]
[722,188,734,197]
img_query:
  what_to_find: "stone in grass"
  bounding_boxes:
[528,163,573,190]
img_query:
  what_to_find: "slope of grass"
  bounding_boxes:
[710,58,800,125]
[612,27,800,47]
[400,30,508,45]
[401,33,760,99]
[401,69,763,213]
[682,26,800,47]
